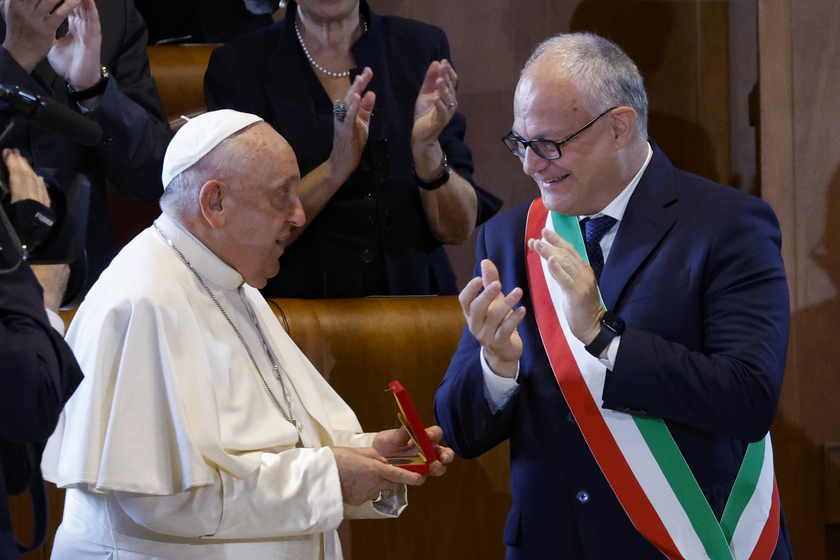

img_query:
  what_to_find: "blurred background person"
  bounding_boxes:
[0,0,172,293]
[136,0,283,45]
[0,148,83,560]
[205,0,502,299]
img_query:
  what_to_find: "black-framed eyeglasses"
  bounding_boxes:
[502,106,619,160]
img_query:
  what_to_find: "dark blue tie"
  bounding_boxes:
[581,215,617,282]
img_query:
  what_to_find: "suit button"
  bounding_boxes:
[566,412,576,424]
[361,249,375,263]
[576,490,590,504]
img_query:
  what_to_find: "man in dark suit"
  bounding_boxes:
[434,32,792,559]
[0,0,172,290]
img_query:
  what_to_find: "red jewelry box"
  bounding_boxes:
[386,380,436,474]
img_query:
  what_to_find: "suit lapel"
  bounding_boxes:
[599,144,678,310]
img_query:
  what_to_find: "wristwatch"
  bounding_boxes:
[584,310,625,357]
[66,66,110,101]
[413,152,450,191]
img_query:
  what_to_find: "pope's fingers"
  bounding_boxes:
[424,425,444,443]
[381,463,424,486]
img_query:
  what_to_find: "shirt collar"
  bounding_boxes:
[154,213,245,291]
[581,141,654,223]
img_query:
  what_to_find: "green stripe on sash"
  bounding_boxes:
[721,437,766,543]
[548,210,771,560]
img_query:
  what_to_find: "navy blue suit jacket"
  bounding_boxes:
[434,144,792,559]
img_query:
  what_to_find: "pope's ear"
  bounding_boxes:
[609,106,637,148]
[199,180,226,229]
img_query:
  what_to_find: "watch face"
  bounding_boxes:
[602,311,625,334]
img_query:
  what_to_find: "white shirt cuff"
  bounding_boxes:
[46,308,65,336]
[480,348,519,413]
[600,335,620,368]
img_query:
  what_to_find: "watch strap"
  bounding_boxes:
[413,152,450,191]
[66,66,110,101]
[584,312,625,357]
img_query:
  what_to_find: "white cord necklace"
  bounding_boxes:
[295,18,367,78]
[153,224,303,437]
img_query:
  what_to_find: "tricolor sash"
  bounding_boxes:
[524,198,780,559]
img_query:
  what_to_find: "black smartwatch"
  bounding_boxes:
[413,152,450,191]
[67,66,110,102]
[584,310,625,358]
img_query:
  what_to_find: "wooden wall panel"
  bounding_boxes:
[376,0,734,289]
[760,0,840,558]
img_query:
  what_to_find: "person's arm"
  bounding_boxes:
[114,443,424,539]
[48,0,171,202]
[411,58,477,245]
[0,149,83,443]
[285,68,375,243]
[434,225,525,458]
[531,193,788,441]
[602,198,789,442]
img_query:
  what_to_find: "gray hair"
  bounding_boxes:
[525,32,648,139]
[159,125,261,218]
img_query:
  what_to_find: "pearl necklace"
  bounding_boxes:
[294,18,367,78]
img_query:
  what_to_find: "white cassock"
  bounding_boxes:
[42,213,405,560]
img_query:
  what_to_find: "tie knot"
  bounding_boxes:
[583,215,618,245]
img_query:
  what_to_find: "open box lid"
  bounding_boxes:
[388,380,436,468]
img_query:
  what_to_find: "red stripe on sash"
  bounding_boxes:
[525,198,682,559]
[749,478,781,560]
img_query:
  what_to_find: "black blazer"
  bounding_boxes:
[205,0,502,298]
[0,0,172,287]
[0,263,83,559]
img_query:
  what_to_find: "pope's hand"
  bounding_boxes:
[330,446,424,506]
[372,424,454,477]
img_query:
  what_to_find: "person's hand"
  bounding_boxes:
[330,446,424,506]
[31,263,69,314]
[372,425,454,477]
[411,59,458,150]
[527,228,603,345]
[47,0,103,107]
[460,259,525,378]
[1,0,80,73]
[327,66,376,182]
[4,148,49,205]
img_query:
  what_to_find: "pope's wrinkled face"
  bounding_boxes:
[511,61,622,216]
[221,125,305,288]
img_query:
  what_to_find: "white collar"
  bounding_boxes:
[581,141,654,223]
[153,213,245,291]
